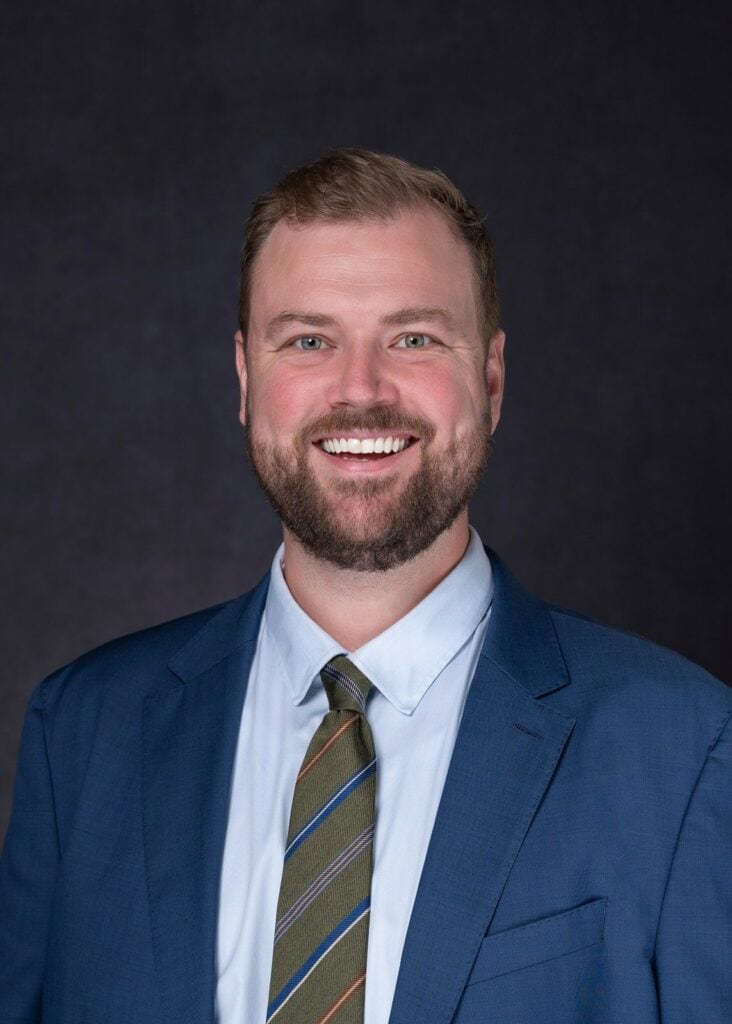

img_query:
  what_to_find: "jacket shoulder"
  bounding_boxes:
[34,581,267,717]
[549,602,732,718]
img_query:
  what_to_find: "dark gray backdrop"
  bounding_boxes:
[2,0,730,839]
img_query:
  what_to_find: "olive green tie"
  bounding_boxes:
[266,655,376,1023]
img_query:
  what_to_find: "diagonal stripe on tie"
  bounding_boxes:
[321,664,367,712]
[267,898,370,1021]
[317,971,367,1024]
[267,655,376,1024]
[297,716,357,781]
[275,824,374,943]
[284,759,376,860]
[285,714,369,842]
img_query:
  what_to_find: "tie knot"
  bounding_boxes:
[320,655,372,714]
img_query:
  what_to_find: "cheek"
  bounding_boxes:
[250,368,321,435]
[403,367,484,434]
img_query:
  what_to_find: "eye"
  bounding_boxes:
[395,333,432,349]
[293,335,327,351]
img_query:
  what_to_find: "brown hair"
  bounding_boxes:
[239,147,499,343]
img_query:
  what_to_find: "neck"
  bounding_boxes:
[280,513,471,650]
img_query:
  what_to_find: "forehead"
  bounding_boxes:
[248,207,481,333]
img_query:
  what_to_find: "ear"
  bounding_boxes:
[486,329,506,433]
[234,330,248,426]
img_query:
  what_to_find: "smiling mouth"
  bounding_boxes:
[314,434,418,461]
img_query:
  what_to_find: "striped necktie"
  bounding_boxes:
[266,655,377,1024]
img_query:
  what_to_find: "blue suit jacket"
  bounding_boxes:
[1,550,731,1023]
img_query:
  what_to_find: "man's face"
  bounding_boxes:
[236,206,505,572]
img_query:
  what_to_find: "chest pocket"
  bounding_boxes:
[466,896,607,986]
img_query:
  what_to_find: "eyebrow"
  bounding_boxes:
[380,306,455,328]
[265,305,455,336]
[266,311,338,334]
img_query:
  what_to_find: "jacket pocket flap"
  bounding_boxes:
[467,896,607,985]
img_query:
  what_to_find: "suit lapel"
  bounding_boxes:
[388,551,576,1024]
[141,576,269,1023]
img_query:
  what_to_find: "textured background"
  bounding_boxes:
[2,0,731,839]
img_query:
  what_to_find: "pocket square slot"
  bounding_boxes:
[467,896,607,985]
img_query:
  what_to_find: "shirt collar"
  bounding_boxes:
[264,525,493,715]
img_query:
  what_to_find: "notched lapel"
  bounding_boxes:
[141,578,267,1023]
[388,553,576,1024]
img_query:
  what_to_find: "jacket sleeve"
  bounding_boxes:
[653,708,732,1022]
[0,681,61,1022]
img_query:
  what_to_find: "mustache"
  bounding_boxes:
[302,408,436,442]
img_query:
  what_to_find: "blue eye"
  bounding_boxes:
[294,336,326,351]
[396,333,431,348]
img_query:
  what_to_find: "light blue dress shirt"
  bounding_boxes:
[215,526,493,1024]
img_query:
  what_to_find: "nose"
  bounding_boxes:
[326,344,399,409]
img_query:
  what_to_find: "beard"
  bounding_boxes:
[245,406,492,572]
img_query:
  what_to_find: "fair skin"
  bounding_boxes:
[235,206,505,649]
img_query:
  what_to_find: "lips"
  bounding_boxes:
[313,434,418,464]
[319,435,414,455]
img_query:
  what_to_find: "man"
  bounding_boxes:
[1,149,730,1024]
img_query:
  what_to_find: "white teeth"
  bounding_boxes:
[320,435,412,454]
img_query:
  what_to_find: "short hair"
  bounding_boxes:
[239,147,499,343]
